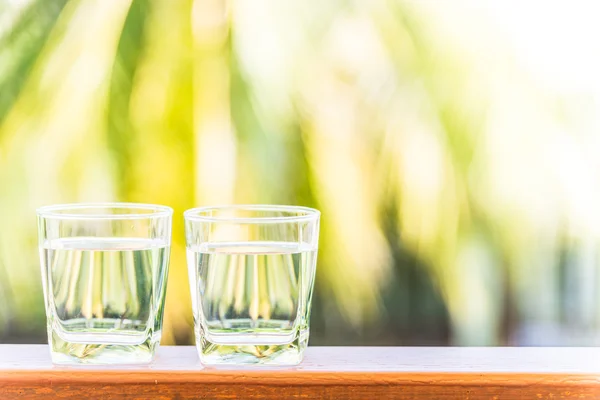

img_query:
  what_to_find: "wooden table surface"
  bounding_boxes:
[1,345,600,399]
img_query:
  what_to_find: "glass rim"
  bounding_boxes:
[184,204,320,223]
[36,202,173,220]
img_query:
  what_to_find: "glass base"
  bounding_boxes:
[196,329,308,366]
[49,329,160,365]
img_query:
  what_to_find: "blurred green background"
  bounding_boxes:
[2,0,600,346]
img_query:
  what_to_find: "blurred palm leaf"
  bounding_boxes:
[2,0,600,346]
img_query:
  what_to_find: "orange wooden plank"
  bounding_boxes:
[1,345,600,399]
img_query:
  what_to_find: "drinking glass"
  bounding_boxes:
[37,203,172,365]
[184,205,320,366]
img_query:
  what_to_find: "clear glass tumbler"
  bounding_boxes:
[184,205,320,366]
[37,203,172,365]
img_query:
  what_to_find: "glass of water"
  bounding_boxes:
[37,203,172,365]
[184,205,320,366]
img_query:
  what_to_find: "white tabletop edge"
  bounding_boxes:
[0,345,599,374]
